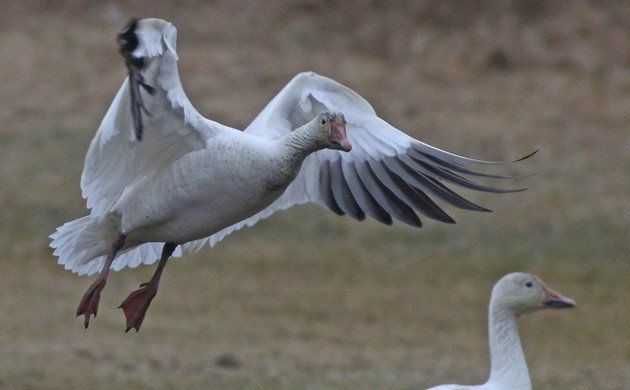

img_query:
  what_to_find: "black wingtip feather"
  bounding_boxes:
[513,149,539,162]
[391,156,494,213]
[376,161,456,224]
[141,83,156,95]
[361,163,422,227]
[410,149,516,179]
[117,18,155,142]
[118,18,140,55]
[411,156,527,194]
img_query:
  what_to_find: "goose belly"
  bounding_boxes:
[119,146,290,243]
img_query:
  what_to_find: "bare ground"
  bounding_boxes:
[0,1,628,389]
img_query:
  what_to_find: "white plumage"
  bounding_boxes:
[49,18,533,330]
[51,19,530,276]
[427,273,575,390]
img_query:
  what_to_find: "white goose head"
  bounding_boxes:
[427,274,575,390]
[491,272,576,315]
[315,110,351,152]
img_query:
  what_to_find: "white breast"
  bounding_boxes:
[117,134,292,243]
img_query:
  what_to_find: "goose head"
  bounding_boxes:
[491,272,576,315]
[316,111,351,152]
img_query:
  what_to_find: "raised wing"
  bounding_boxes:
[81,18,237,217]
[181,72,533,252]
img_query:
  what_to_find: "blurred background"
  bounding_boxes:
[0,1,628,388]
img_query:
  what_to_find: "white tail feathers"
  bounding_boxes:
[50,215,118,275]
[50,214,182,275]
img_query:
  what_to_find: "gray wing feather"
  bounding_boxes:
[329,159,366,221]
[355,162,422,227]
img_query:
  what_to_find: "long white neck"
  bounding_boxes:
[280,120,324,161]
[486,304,531,390]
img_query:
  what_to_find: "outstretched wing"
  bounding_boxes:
[182,71,533,252]
[81,18,237,217]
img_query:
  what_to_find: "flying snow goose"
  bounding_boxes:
[50,18,534,332]
[427,273,575,390]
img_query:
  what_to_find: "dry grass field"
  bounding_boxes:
[0,1,628,388]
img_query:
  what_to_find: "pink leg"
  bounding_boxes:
[76,234,126,328]
[119,243,177,332]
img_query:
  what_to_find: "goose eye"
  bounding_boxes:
[525,282,533,288]
[321,119,327,125]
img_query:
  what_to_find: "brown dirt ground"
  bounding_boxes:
[0,1,628,389]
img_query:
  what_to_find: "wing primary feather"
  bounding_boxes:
[342,162,393,225]
[118,18,148,141]
[408,147,522,179]
[408,154,527,193]
[117,18,158,141]
[141,82,156,95]
[318,161,345,216]
[369,161,455,224]
[355,162,422,227]
[329,159,366,221]
[128,75,145,141]
[412,143,538,166]
[389,156,491,212]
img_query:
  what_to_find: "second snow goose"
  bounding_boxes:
[427,273,575,390]
[51,18,533,332]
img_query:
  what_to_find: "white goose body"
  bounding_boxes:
[49,18,535,331]
[118,128,314,244]
[427,273,575,390]
[51,18,533,276]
